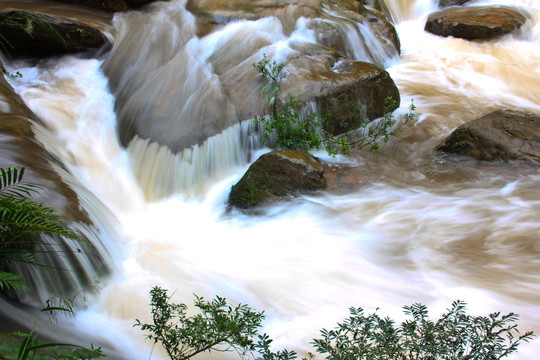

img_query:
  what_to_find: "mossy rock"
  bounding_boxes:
[229,150,326,209]
[437,110,540,164]
[0,10,108,59]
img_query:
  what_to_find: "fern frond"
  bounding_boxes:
[0,197,82,243]
[0,270,27,290]
[0,166,42,199]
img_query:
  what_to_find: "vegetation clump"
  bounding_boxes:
[253,55,416,156]
[135,286,297,360]
[0,166,83,291]
[136,288,534,360]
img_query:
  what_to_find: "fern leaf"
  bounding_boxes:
[0,270,27,290]
[0,166,42,199]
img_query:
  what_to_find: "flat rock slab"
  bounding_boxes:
[437,110,540,165]
[425,6,527,40]
[0,10,107,58]
[228,150,326,209]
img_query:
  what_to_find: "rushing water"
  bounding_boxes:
[2,0,540,359]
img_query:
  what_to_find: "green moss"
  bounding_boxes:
[230,163,275,208]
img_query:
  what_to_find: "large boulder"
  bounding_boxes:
[0,10,108,59]
[284,50,400,135]
[228,150,326,208]
[103,0,401,154]
[437,110,540,164]
[425,6,527,40]
[106,39,400,153]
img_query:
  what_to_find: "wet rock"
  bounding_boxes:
[228,150,326,208]
[105,0,400,153]
[285,51,400,135]
[425,6,527,40]
[438,0,471,8]
[0,10,108,59]
[437,110,540,164]
[359,0,393,19]
[54,0,163,12]
[186,0,400,61]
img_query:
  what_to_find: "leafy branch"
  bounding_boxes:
[136,289,534,360]
[253,56,416,156]
[135,286,294,360]
[313,300,535,360]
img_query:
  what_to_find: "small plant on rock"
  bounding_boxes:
[253,56,416,156]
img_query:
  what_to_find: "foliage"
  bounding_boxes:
[0,166,83,291]
[312,300,535,360]
[136,289,533,360]
[253,56,416,156]
[135,286,262,359]
[253,54,286,119]
[135,287,298,360]
[255,97,323,152]
[0,331,103,360]
[0,300,104,360]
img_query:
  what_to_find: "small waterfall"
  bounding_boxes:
[128,121,261,200]
[2,0,540,359]
[3,57,129,306]
[101,0,404,201]
[318,3,400,67]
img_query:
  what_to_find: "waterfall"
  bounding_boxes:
[1,0,540,359]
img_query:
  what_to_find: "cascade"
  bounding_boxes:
[0,0,539,359]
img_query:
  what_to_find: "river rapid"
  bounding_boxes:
[2,0,540,359]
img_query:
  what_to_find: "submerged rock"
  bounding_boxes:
[228,150,326,209]
[0,10,108,58]
[425,6,527,40]
[437,110,540,164]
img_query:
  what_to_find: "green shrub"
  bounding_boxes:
[135,286,296,360]
[253,56,416,156]
[137,288,534,360]
[313,301,534,360]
